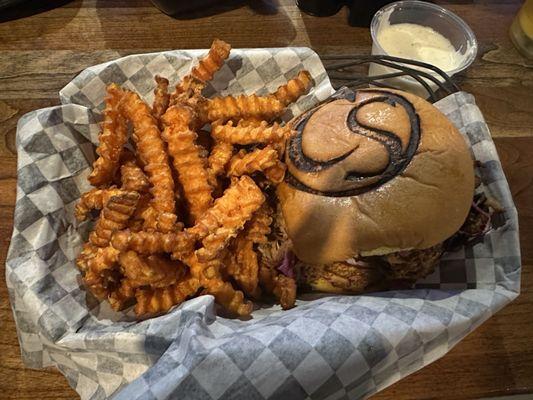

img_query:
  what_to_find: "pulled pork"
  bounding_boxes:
[296,192,497,292]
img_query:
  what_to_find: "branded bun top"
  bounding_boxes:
[277,88,475,265]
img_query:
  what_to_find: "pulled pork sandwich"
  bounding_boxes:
[259,88,495,294]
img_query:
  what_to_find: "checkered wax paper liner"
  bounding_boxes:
[6,47,520,400]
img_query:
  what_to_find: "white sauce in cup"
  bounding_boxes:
[368,2,477,98]
[377,23,466,72]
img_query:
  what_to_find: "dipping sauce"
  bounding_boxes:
[377,23,465,72]
[369,1,477,98]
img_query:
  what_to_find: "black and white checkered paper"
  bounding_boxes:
[7,48,520,400]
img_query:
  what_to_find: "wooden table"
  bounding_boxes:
[0,1,532,399]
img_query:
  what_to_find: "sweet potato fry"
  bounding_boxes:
[246,204,273,244]
[210,279,254,316]
[191,38,231,82]
[111,229,195,259]
[88,84,128,187]
[229,234,261,298]
[227,147,279,178]
[86,245,121,275]
[196,71,309,124]
[258,265,296,310]
[212,120,289,145]
[186,253,253,316]
[120,159,150,192]
[119,251,185,288]
[161,105,213,222]
[272,275,297,310]
[190,175,265,237]
[75,187,125,221]
[152,75,170,122]
[135,275,201,315]
[83,269,113,300]
[78,244,120,302]
[225,205,272,298]
[120,90,176,232]
[207,140,233,187]
[200,94,285,124]
[76,242,97,273]
[264,161,287,184]
[89,192,140,247]
[108,279,136,311]
[191,176,265,261]
[273,70,312,106]
[171,39,231,106]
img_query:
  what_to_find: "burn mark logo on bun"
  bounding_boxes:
[286,90,421,197]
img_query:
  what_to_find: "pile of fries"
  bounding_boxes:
[75,39,313,317]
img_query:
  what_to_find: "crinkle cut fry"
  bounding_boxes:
[227,147,279,177]
[161,106,213,222]
[186,254,253,316]
[237,118,264,127]
[83,268,116,300]
[111,229,194,259]
[114,192,264,261]
[273,70,312,106]
[118,251,185,288]
[128,192,151,231]
[75,187,125,221]
[264,160,287,184]
[120,160,150,192]
[120,90,176,232]
[89,191,140,247]
[229,234,261,298]
[212,120,289,145]
[210,279,253,316]
[254,203,295,309]
[207,140,233,187]
[200,94,285,124]
[138,206,176,232]
[83,250,123,302]
[140,208,183,233]
[152,75,170,122]
[171,39,231,105]
[86,246,120,275]
[258,264,297,310]
[199,70,311,124]
[77,244,120,301]
[76,242,97,273]
[246,204,273,244]
[272,275,297,310]
[135,275,201,316]
[170,75,206,110]
[226,205,272,297]
[190,175,265,238]
[270,136,287,157]
[108,279,136,311]
[191,176,265,261]
[88,84,128,187]
[191,39,231,82]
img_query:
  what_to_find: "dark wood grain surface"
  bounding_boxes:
[0,1,532,399]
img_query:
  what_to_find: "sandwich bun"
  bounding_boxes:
[277,88,475,265]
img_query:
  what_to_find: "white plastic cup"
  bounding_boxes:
[368,1,478,98]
